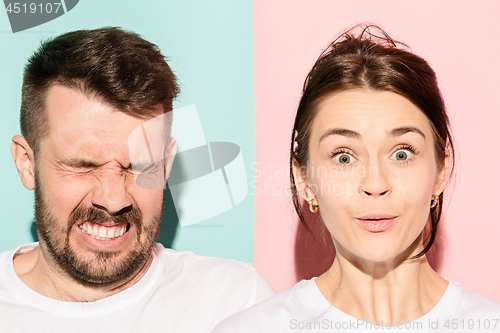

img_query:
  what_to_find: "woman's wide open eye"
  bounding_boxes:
[337,154,351,164]
[331,150,356,165]
[391,148,414,162]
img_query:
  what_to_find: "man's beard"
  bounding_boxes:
[34,177,163,286]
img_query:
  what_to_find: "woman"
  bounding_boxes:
[213,25,500,332]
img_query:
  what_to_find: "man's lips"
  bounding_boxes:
[356,214,398,232]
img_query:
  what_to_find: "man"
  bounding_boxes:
[2,27,274,332]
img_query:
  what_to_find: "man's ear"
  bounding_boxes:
[292,158,316,204]
[164,137,177,180]
[11,135,36,190]
[434,147,451,196]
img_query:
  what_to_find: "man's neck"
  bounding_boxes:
[12,245,154,302]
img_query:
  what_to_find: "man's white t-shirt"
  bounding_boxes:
[213,278,500,332]
[0,242,275,332]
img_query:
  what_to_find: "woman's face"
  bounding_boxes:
[296,89,448,263]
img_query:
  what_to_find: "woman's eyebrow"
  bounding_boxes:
[319,128,361,142]
[319,126,426,143]
[388,126,426,139]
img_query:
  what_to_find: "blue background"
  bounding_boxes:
[0,0,256,262]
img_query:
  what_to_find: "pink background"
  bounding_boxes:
[253,0,500,301]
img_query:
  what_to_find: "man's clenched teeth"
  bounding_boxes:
[78,222,128,240]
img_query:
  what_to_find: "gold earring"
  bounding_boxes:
[430,195,438,209]
[309,199,318,213]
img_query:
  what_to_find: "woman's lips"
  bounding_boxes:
[356,214,398,232]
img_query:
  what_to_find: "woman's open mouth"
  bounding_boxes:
[356,214,397,232]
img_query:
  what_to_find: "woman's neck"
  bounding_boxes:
[315,251,448,325]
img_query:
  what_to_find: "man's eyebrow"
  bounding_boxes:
[319,128,362,143]
[61,159,160,171]
[388,126,426,139]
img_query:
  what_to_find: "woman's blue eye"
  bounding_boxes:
[392,149,413,161]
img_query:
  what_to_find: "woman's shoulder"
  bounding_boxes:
[444,280,500,318]
[212,278,328,332]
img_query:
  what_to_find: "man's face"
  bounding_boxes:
[34,85,168,285]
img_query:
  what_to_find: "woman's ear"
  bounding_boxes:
[11,135,36,190]
[434,148,450,196]
[292,158,316,204]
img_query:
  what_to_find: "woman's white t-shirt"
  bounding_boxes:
[213,278,500,332]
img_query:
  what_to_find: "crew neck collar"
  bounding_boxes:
[303,277,461,332]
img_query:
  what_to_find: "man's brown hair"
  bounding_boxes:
[20,27,179,153]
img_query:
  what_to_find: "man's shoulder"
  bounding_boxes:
[0,243,37,256]
[0,243,38,276]
[153,243,259,275]
[0,247,14,261]
[151,243,276,311]
[152,243,274,294]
